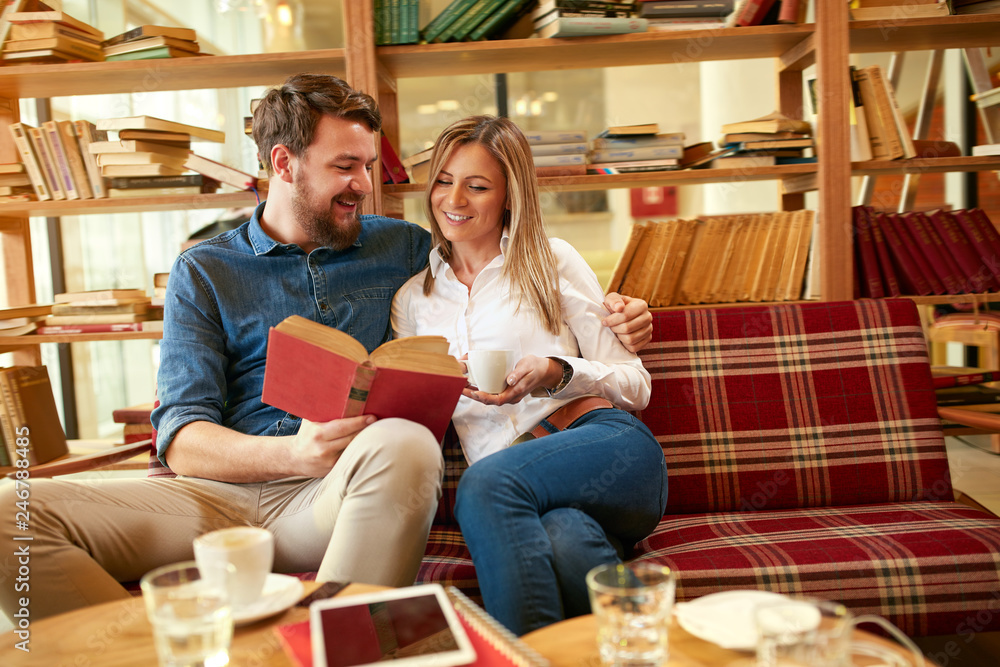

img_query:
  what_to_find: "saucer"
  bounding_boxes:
[232,573,304,626]
[674,589,789,651]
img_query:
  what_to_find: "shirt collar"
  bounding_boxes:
[429,226,510,278]
[246,200,367,256]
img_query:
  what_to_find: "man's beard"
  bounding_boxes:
[291,176,363,251]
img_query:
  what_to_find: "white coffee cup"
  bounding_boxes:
[193,526,274,608]
[467,349,516,394]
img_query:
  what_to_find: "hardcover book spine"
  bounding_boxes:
[28,125,65,200]
[734,0,777,26]
[903,212,962,294]
[865,208,901,297]
[42,120,79,200]
[438,0,499,42]
[929,210,998,292]
[853,68,890,161]
[589,144,682,163]
[913,211,968,293]
[57,120,93,199]
[469,0,533,40]
[852,206,884,298]
[954,208,1000,283]
[74,120,108,198]
[8,122,51,201]
[879,213,935,295]
[424,0,480,42]
[862,66,905,160]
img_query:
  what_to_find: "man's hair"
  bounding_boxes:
[423,115,562,336]
[252,73,382,174]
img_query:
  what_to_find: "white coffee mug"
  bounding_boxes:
[467,349,516,394]
[194,526,274,608]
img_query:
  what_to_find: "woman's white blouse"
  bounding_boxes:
[391,233,651,464]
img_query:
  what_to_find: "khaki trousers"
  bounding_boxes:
[0,418,443,621]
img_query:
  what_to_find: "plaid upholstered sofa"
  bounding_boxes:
[418,298,1000,638]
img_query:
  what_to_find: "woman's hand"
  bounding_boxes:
[464,355,562,406]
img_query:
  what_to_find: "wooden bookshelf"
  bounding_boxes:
[852,156,1000,176]
[0,49,346,99]
[0,331,162,348]
[385,164,818,198]
[848,14,1000,53]
[0,191,258,218]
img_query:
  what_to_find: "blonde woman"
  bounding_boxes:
[391,115,668,635]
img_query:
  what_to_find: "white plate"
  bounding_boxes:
[674,590,790,651]
[232,573,304,626]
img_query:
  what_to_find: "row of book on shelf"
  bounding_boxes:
[0,1,205,64]
[5,115,257,203]
[0,279,168,338]
[411,0,808,45]
[608,209,817,307]
[852,206,1000,299]
[399,112,815,183]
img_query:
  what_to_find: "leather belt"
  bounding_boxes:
[529,396,614,439]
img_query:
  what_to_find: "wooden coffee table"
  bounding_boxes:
[0,583,933,666]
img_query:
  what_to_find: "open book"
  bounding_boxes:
[261,315,467,442]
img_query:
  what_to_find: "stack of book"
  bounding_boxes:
[422,0,537,43]
[101,25,203,61]
[524,128,589,176]
[0,303,50,337]
[112,402,154,446]
[0,365,67,467]
[0,163,34,202]
[849,0,950,21]
[2,7,104,64]
[534,1,646,38]
[401,147,434,184]
[639,0,737,32]
[373,0,418,45]
[711,112,813,168]
[852,206,1000,299]
[91,115,247,193]
[36,288,156,334]
[587,123,684,174]
[607,209,816,306]
[7,119,112,201]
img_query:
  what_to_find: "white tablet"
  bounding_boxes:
[310,584,477,667]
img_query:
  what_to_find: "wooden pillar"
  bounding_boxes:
[342,1,383,216]
[815,0,853,301]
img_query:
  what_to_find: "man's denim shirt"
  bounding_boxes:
[150,201,431,464]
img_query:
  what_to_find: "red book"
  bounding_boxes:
[933,371,1000,390]
[852,206,884,298]
[380,133,409,185]
[927,209,998,292]
[879,213,936,295]
[953,208,1000,284]
[777,0,804,24]
[35,322,146,334]
[970,208,1000,283]
[734,0,778,26]
[260,315,466,443]
[112,402,154,424]
[901,211,963,294]
[865,208,901,297]
[915,211,976,293]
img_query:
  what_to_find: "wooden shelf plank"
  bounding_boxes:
[0,191,258,217]
[0,49,346,99]
[0,331,162,348]
[849,14,1000,53]
[378,24,815,78]
[385,164,817,197]
[852,156,1000,176]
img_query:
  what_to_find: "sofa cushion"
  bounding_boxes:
[634,501,1000,636]
[637,300,952,515]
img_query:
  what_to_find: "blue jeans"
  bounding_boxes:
[454,408,668,636]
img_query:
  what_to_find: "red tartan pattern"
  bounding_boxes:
[636,300,951,514]
[636,502,1000,636]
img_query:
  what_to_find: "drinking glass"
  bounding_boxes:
[140,561,234,667]
[586,562,676,667]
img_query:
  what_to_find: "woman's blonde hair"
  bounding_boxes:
[423,115,562,335]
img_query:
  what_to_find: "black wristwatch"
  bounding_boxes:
[545,357,573,397]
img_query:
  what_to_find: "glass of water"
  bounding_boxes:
[586,562,676,667]
[140,561,234,667]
